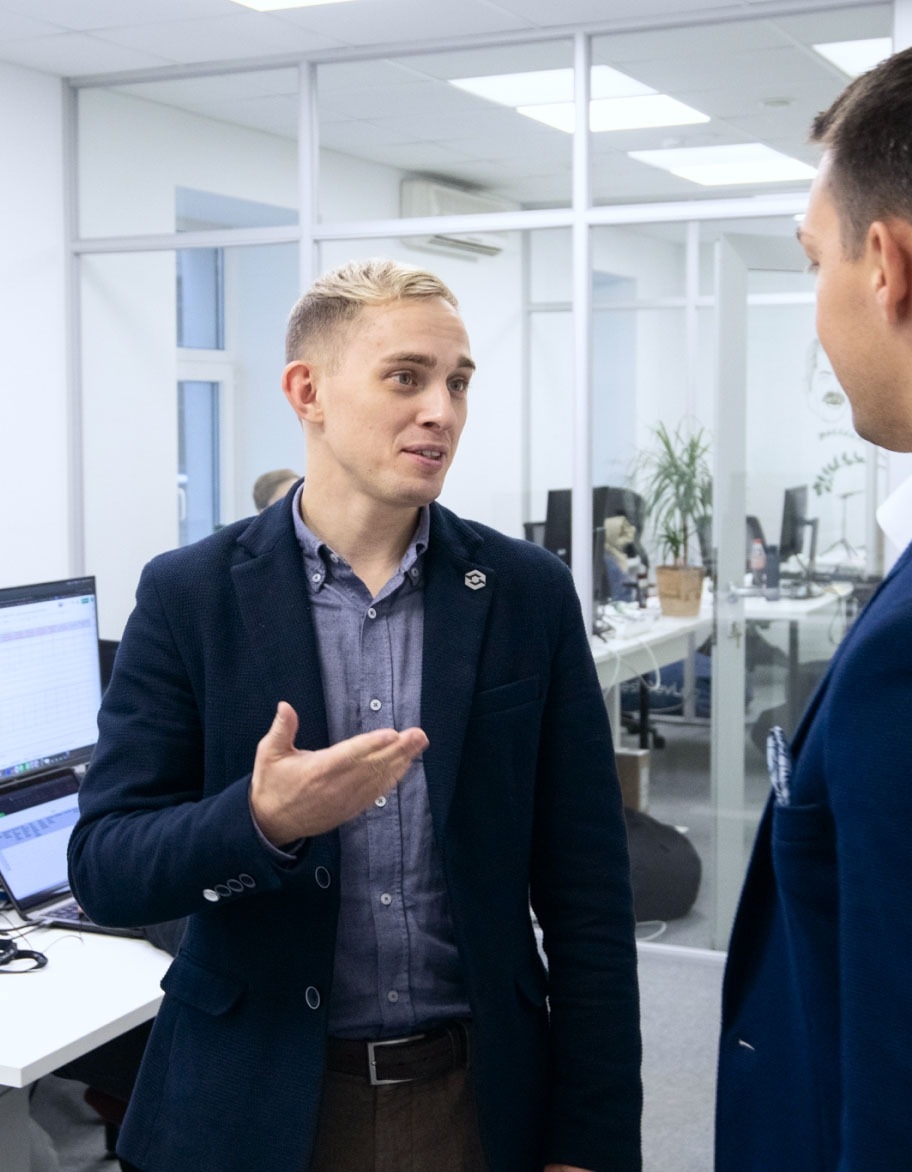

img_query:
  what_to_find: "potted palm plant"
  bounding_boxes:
[639,421,712,617]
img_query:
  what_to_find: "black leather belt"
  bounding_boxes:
[326,1021,468,1086]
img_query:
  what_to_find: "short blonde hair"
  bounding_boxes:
[285,258,459,366]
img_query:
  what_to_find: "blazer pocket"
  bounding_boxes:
[161,951,246,1016]
[471,675,540,718]
[771,801,836,905]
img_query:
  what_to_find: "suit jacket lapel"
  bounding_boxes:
[230,504,330,751]
[421,505,493,833]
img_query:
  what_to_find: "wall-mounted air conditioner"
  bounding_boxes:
[399,178,518,258]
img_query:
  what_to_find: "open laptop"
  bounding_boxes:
[0,767,141,938]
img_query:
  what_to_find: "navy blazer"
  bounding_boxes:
[70,495,642,1172]
[716,543,912,1172]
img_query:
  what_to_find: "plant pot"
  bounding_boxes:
[655,565,705,617]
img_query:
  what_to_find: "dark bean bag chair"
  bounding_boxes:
[624,807,702,922]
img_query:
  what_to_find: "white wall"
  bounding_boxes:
[0,63,68,590]
[78,89,301,634]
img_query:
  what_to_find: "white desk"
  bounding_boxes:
[0,922,170,1172]
[591,584,851,738]
[743,583,852,731]
[590,603,713,732]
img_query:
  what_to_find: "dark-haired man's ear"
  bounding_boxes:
[870,219,912,325]
[282,360,323,423]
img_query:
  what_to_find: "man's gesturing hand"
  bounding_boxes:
[250,701,429,846]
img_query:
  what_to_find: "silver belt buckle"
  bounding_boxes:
[367,1032,426,1086]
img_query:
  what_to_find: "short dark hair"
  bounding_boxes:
[284,258,459,368]
[811,46,912,257]
[252,468,298,512]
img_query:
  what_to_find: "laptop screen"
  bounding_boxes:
[0,769,80,911]
[0,577,103,785]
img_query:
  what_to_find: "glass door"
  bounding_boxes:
[711,226,872,947]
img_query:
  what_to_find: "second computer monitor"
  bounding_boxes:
[779,485,809,562]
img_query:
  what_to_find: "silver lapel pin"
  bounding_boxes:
[464,569,486,591]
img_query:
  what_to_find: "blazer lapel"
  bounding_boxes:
[230,506,330,751]
[420,506,493,832]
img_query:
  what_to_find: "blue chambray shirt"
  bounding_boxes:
[291,486,471,1039]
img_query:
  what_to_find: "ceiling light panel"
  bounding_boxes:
[228,0,356,10]
[450,64,653,106]
[628,143,816,187]
[520,94,709,134]
[812,37,892,77]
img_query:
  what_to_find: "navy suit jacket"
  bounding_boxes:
[69,495,642,1172]
[716,542,912,1172]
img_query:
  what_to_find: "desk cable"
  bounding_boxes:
[0,909,50,972]
[0,934,47,972]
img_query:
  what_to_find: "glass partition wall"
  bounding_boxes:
[69,3,893,950]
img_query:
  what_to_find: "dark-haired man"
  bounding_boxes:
[716,46,912,1172]
[70,259,642,1172]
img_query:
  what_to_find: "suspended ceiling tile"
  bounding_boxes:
[0,10,61,38]
[773,1,891,42]
[183,94,299,137]
[320,117,423,150]
[273,0,528,46]
[316,58,430,92]
[93,13,344,65]
[400,41,575,81]
[0,0,228,32]
[3,30,171,74]
[486,0,752,27]
[316,79,466,120]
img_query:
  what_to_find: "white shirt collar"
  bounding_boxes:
[876,473,912,551]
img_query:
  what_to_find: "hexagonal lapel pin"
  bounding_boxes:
[464,569,486,591]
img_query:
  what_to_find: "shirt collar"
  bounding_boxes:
[876,472,912,552]
[291,482,430,591]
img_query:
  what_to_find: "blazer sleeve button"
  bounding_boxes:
[203,888,219,902]
[314,866,331,889]
[305,986,321,1010]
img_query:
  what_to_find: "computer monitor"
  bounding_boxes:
[544,486,646,568]
[779,486,819,590]
[0,577,103,785]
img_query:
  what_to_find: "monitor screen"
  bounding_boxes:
[0,577,102,785]
[779,485,809,563]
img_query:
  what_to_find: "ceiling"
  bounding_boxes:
[0,0,894,207]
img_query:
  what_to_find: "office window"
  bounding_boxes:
[177,249,224,351]
[178,381,221,547]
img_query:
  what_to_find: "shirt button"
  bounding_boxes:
[330,553,339,563]
[367,606,377,619]
[387,990,399,1003]
[409,568,419,581]
[369,698,382,712]
[379,893,392,906]
[305,986,321,1010]
[311,572,322,584]
[374,795,387,808]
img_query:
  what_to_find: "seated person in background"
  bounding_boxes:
[603,514,638,602]
[251,467,299,513]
